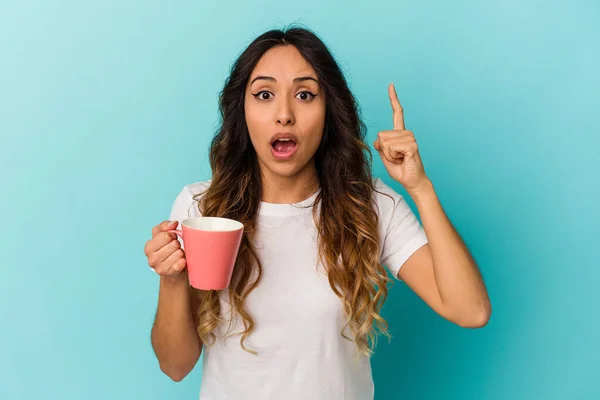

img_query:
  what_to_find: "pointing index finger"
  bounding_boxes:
[388,82,405,130]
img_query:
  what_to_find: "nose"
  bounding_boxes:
[276,97,295,126]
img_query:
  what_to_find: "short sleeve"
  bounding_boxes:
[376,179,429,280]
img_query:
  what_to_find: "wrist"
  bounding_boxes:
[407,177,435,200]
[160,273,189,288]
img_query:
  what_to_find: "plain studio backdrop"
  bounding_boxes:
[1,1,598,399]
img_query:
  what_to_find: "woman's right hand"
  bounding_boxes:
[144,220,187,280]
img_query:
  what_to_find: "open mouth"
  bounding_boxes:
[273,138,296,152]
[271,138,298,160]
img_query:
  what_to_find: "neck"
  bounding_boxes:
[259,160,319,204]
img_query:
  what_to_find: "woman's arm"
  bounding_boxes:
[375,83,491,328]
[399,180,491,328]
[151,276,203,381]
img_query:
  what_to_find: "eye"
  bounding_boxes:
[252,91,273,100]
[296,91,317,101]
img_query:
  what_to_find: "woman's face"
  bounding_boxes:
[244,45,326,179]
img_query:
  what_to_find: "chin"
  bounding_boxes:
[260,157,308,178]
[268,162,304,177]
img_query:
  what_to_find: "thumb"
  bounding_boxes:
[161,220,178,231]
[373,138,381,151]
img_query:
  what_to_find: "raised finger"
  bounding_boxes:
[388,82,405,130]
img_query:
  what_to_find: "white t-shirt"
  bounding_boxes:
[168,178,429,400]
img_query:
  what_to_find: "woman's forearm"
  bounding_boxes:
[151,276,202,381]
[410,180,491,326]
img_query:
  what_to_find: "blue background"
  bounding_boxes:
[1,1,598,399]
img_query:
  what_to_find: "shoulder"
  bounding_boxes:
[371,177,418,231]
[184,179,213,197]
[169,179,212,220]
[371,177,405,213]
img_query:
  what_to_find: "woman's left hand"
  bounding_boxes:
[374,83,430,194]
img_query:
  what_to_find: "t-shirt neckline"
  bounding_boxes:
[258,189,320,216]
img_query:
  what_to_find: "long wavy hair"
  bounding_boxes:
[189,26,393,357]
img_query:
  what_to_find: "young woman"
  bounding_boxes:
[144,27,491,400]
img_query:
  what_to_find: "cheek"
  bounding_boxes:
[246,102,271,125]
[244,100,271,147]
[302,106,326,148]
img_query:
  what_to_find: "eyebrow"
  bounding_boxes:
[249,75,319,85]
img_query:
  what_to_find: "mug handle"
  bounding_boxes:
[167,229,182,238]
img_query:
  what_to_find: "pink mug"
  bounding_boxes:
[168,216,244,290]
